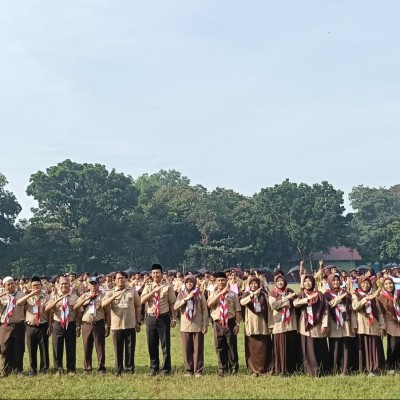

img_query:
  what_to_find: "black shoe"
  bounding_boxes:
[149,371,158,377]
[98,370,106,376]
[159,370,170,376]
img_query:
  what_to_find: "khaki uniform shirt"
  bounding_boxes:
[326,296,356,338]
[351,294,384,336]
[268,295,298,334]
[50,293,79,323]
[141,282,176,316]
[0,291,25,324]
[79,292,107,323]
[103,287,140,330]
[208,290,241,321]
[25,293,50,325]
[293,296,328,338]
[174,292,208,332]
[240,293,271,336]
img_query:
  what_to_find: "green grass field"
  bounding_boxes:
[1,284,399,399]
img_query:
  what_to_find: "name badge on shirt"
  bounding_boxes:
[254,302,261,313]
[119,300,128,309]
[32,305,39,314]
[89,303,96,315]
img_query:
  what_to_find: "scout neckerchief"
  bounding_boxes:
[325,288,345,327]
[381,290,400,323]
[304,288,318,327]
[219,293,229,327]
[274,287,291,324]
[32,292,44,326]
[3,292,17,327]
[60,296,70,329]
[356,289,374,326]
[184,287,201,321]
[153,288,160,318]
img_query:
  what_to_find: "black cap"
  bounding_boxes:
[89,276,99,284]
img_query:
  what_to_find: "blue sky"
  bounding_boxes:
[1,1,399,220]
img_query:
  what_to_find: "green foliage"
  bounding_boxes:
[349,185,400,263]
[0,172,22,271]
[25,160,138,273]
[254,179,346,262]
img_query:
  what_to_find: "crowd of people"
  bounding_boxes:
[0,262,399,378]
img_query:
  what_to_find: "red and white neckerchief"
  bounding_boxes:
[305,289,318,326]
[326,289,345,327]
[275,288,291,324]
[382,290,400,323]
[3,294,16,327]
[357,290,374,326]
[60,296,70,329]
[33,295,42,326]
[184,287,200,321]
[153,290,160,318]
[219,294,229,327]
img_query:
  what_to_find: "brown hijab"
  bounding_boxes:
[324,273,351,323]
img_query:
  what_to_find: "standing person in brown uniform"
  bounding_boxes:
[0,276,26,377]
[207,271,241,377]
[16,276,51,376]
[324,273,356,374]
[352,275,385,376]
[378,277,400,373]
[141,263,177,376]
[174,274,208,377]
[102,271,141,376]
[240,276,273,377]
[74,276,109,375]
[45,277,81,375]
[293,274,331,376]
[269,275,298,375]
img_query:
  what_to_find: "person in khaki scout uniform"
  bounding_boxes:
[174,274,208,377]
[102,271,141,376]
[323,273,357,375]
[74,276,110,375]
[45,277,81,375]
[207,271,241,377]
[352,275,385,376]
[16,276,51,376]
[141,263,177,376]
[269,275,298,375]
[0,276,26,377]
[293,274,331,377]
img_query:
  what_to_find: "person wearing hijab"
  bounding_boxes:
[324,273,356,374]
[240,277,272,377]
[378,277,400,373]
[294,274,331,376]
[174,274,208,377]
[352,275,385,376]
[269,275,298,375]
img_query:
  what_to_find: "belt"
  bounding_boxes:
[0,322,24,328]
[83,319,105,326]
[26,322,48,327]
[146,312,169,317]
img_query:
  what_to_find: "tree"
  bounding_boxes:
[380,221,400,263]
[349,185,400,262]
[254,179,346,262]
[26,160,138,273]
[0,172,22,271]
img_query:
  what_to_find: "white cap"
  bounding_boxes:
[3,276,14,285]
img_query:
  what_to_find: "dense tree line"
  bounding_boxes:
[1,160,399,276]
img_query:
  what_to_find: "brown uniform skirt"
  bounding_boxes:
[244,334,273,375]
[357,334,384,373]
[273,330,298,375]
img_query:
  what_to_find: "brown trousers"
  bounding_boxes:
[0,323,25,374]
[180,331,204,375]
[82,320,106,372]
